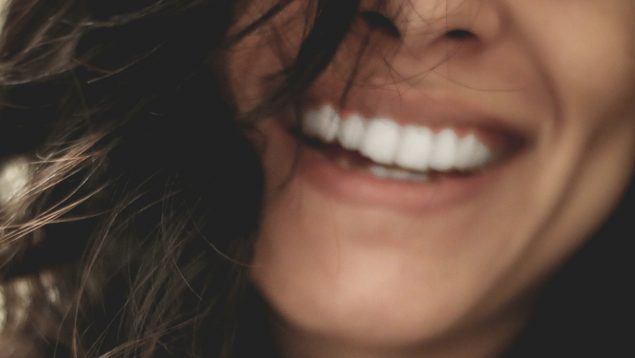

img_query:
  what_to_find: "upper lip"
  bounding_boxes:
[299,80,536,147]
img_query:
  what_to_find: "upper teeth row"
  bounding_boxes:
[302,104,494,173]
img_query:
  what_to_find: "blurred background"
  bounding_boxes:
[0,0,31,331]
[0,0,30,219]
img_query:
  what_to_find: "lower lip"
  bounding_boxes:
[280,135,513,213]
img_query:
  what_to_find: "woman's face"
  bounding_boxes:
[228,0,635,355]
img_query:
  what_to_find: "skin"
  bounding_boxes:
[227,1,635,357]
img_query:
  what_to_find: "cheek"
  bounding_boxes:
[557,36,635,129]
[515,2,635,130]
[505,3,635,293]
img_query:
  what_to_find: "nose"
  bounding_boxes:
[358,0,505,82]
[396,0,503,49]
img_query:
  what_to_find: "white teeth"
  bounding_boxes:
[337,115,366,150]
[455,133,479,170]
[301,104,497,175]
[395,126,433,172]
[359,118,401,165]
[428,128,458,171]
[472,141,493,168]
[303,105,339,142]
[369,165,429,181]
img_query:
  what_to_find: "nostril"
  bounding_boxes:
[445,29,476,40]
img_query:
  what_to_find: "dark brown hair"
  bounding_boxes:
[0,0,361,356]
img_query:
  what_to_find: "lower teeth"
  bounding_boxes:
[332,150,431,182]
[368,165,430,182]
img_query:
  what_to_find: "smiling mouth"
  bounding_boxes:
[294,103,525,183]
